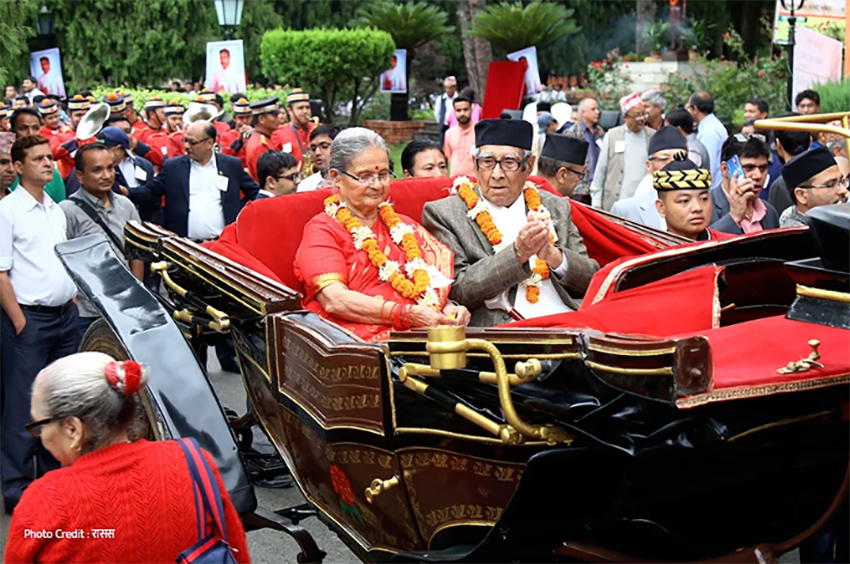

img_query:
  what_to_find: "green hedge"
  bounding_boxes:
[86,86,290,114]
[261,27,394,124]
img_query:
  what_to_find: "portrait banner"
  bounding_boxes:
[380,49,407,94]
[30,48,66,99]
[205,40,247,94]
[507,46,542,97]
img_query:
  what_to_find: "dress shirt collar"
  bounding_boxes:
[16,184,55,212]
[191,154,218,172]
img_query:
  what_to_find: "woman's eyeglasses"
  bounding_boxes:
[342,170,396,185]
[25,417,57,438]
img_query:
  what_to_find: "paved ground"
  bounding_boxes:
[0,352,802,563]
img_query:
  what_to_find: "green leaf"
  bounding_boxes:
[468,1,580,53]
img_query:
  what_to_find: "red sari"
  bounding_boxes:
[294,211,454,341]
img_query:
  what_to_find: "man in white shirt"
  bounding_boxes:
[688,92,727,189]
[209,48,245,94]
[298,125,338,193]
[433,76,457,147]
[21,76,45,106]
[35,57,65,99]
[0,135,80,512]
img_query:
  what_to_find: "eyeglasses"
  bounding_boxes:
[648,155,675,164]
[277,172,302,183]
[475,157,525,172]
[625,111,649,120]
[563,167,585,179]
[733,133,767,143]
[309,142,331,152]
[798,177,849,190]
[182,137,212,146]
[342,170,395,185]
[25,417,57,438]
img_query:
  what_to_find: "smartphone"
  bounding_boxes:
[726,155,744,181]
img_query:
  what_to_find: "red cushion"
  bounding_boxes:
[210,176,658,297]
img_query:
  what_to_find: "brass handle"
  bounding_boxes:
[777,339,825,374]
[151,261,231,332]
[365,475,399,504]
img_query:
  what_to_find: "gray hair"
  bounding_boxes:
[641,89,666,110]
[577,97,598,114]
[34,352,150,452]
[329,127,390,172]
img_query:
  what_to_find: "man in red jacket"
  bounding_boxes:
[270,88,315,171]
[37,99,73,152]
[244,97,282,182]
[220,97,252,168]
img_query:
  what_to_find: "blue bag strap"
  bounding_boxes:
[177,438,228,541]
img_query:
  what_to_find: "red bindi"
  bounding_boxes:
[375,166,379,170]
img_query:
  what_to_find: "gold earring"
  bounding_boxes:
[73,443,81,452]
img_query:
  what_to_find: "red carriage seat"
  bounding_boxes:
[204,176,661,297]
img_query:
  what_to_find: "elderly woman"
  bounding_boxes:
[4,352,249,564]
[294,128,470,341]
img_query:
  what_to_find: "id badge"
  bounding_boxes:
[614,140,625,153]
[134,167,147,182]
[283,142,292,154]
[217,175,229,191]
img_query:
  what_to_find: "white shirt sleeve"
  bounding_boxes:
[552,250,568,279]
[590,133,610,208]
[0,205,12,271]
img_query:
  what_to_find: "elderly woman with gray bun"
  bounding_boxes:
[4,352,249,564]
[294,127,470,341]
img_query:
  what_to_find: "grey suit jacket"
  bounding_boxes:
[709,186,780,234]
[422,190,600,326]
[610,189,663,229]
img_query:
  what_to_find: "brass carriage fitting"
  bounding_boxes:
[426,325,468,370]
[777,339,825,375]
[364,475,399,504]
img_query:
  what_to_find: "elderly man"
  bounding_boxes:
[563,97,604,202]
[641,90,666,130]
[779,148,847,227]
[422,119,599,326]
[612,126,689,229]
[434,76,458,147]
[536,133,588,198]
[591,93,656,211]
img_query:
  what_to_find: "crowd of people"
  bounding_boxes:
[0,68,848,563]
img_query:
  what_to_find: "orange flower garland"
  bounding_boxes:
[454,177,556,304]
[325,195,440,309]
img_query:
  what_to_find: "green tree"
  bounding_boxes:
[0,0,38,87]
[468,0,580,54]
[46,0,219,90]
[261,27,395,125]
[234,0,284,84]
[350,1,453,119]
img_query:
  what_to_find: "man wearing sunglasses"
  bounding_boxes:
[710,135,780,234]
[779,147,847,227]
[423,119,599,326]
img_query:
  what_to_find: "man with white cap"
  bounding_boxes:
[434,76,458,147]
[423,119,598,326]
[590,92,655,211]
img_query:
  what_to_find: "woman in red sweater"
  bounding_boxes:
[4,352,250,564]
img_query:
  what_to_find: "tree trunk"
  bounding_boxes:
[458,0,492,97]
[636,0,657,55]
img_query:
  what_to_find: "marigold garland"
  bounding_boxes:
[325,194,440,310]
[453,176,557,304]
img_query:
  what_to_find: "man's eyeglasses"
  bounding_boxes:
[183,137,213,146]
[563,166,585,179]
[25,417,57,438]
[277,172,302,183]
[625,111,649,120]
[475,157,525,172]
[798,177,849,190]
[309,142,331,152]
[342,170,395,186]
[648,155,674,164]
